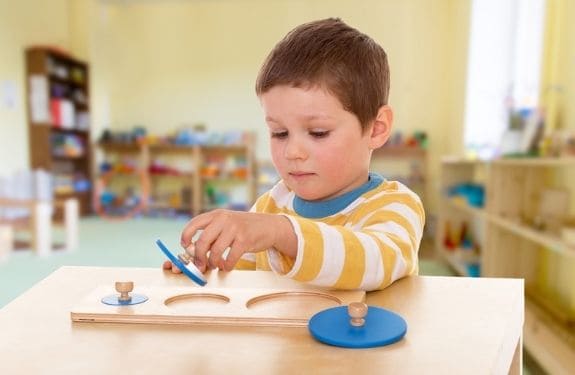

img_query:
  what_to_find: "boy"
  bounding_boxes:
[164,18,425,291]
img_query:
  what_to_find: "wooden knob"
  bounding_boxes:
[178,243,196,265]
[348,302,368,327]
[115,281,134,302]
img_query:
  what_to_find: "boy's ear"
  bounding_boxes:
[368,105,393,149]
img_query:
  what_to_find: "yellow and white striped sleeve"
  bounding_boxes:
[266,182,425,291]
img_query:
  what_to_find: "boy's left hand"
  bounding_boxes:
[180,209,295,272]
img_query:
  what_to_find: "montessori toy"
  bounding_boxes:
[155,239,207,286]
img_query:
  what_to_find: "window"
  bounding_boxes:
[463,0,545,158]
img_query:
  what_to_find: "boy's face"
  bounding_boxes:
[260,85,374,201]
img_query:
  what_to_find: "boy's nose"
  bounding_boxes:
[284,138,307,160]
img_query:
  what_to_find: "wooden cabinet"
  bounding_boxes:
[25,47,92,215]
[97,134,256,217]
[437,156,575,372]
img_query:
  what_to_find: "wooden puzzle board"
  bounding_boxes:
[71,286,365,327]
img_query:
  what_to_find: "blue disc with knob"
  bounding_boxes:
[156,239,207,286]
[308,305,407,348]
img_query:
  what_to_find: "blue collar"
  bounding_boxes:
[293,172,384,218]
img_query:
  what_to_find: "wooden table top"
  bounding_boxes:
[0,267,523,374]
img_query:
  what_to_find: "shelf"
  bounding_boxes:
[525,285,575,325]
[98,171,141,178]
[150,173,194,178]
[149,144,195,153]
[440,248,480,277]
[55,190,90,197]
[26,47,92,215]
[439,155,575,374]
[201,144,249,154]
[202,203,249,211]
[147,202,190,211]
[373,146,426,158]
[442,251,469,276]
[442,156,575,167]
[52,154,87,160]
[441,157,487,166]
[99,142,141,153]
[524,298,575,374]
[486,214,575,257]
[98,136,256,217]
[201,176,248,183]
[446,198,486,218]
[493,157,575,167]
[48,74,87,88]
[50,127,90,135]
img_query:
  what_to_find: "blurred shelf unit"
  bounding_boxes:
[97,134,256,217]
[371,145,427,204]
[256,160,279,197]
[437,158,487,278]
[25,47,92,215]
[437,156,575,373]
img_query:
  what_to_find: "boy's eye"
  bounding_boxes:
[271,131,288,139]
[310,130,330,138]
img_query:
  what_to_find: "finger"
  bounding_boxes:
[180,212,214,248]
[192,220,226,271]
[207,231,235,270]
[162,260,172,270]
[223,241,247,272]
[171,263,182,274]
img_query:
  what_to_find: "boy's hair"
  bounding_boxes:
[255,18,390,131]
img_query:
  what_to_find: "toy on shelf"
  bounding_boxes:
[384,130,428,149]
[148,159,187,176]
[93,162,150,220]
[447,183,485,208]
[442,219,481,277]
[99,127,147,145]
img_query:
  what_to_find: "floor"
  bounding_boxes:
[0,217,545,373]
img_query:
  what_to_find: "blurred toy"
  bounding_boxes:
[98,126,148,145]
[94,169,150,221]
[447,183,485,208]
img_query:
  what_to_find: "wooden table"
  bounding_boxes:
[0,267,523,374]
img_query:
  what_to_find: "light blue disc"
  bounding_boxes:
[308,306,407,348]
[101,293,148,306]
[156,239,207,286]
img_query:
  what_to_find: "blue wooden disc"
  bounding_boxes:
[101,293,148,306]
[308,306,407,348]
[156,239,207,286]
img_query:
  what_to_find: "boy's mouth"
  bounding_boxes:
[289,171,315,179]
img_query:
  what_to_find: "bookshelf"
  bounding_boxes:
[437,157,575,372]
[97,133,256,217]
[25,47,92,215]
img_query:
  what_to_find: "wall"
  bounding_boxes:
[0,0,471,215]
[0,0,71,176]
[88,0,471,213]
[559,0,574,130]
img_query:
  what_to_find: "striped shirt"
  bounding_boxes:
[235,172,425,291]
